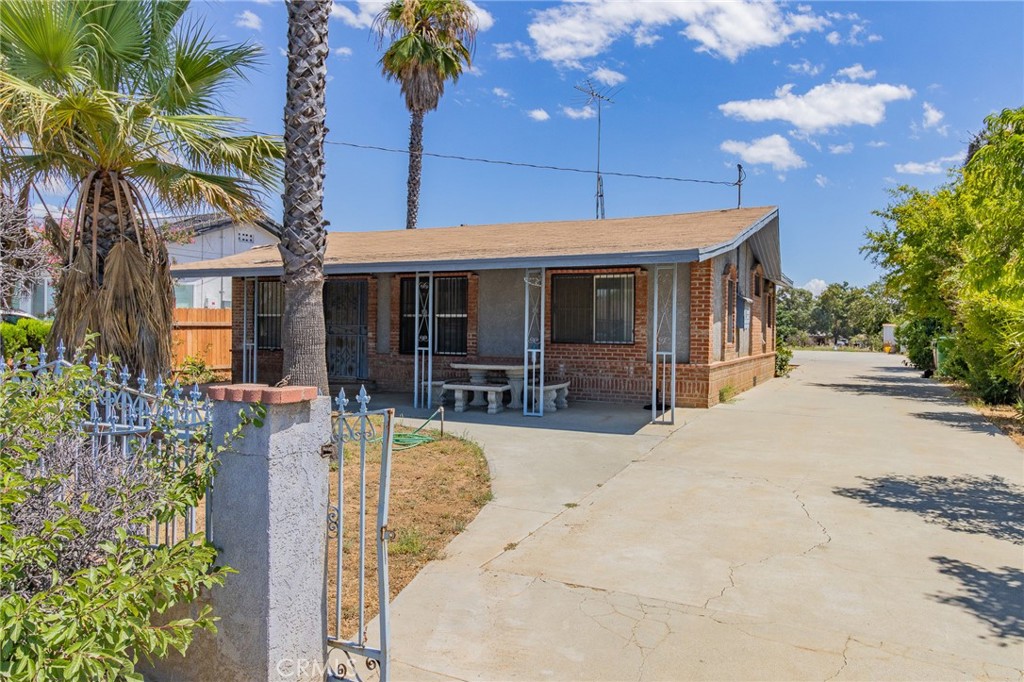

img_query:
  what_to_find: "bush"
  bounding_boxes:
[177,354,219,385]
[0,319,52,357]
[0,354,260,680]
[896,317,944,370]
[775,344,793,376]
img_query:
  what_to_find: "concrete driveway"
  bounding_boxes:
[383,351,1023,680]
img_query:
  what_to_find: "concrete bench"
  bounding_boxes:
[527,380,570,412]
[423,380,447,405]
[441,382,512,415]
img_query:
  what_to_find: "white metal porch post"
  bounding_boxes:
[413,272,434,409]
[651,264,678,424]
[523,268,545,416]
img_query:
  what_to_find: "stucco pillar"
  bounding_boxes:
[145,384,331,682]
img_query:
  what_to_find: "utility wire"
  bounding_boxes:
[322,139,741,187]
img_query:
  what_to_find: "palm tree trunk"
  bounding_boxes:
[406,109,425,229]
[280,0,331,394]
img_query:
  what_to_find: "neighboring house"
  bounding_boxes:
[171,206,786,408]
[164,213,280,309]
[11,213,280,316]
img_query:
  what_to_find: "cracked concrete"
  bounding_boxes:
[382,352,1023,680]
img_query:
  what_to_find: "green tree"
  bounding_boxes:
[815,282,857,345]
[0,0,282,378]
[375,0,477,229]
[279,0,331,394]
[776,286,815,343]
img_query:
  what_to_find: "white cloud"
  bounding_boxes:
[562,105,596,120]
[720,134,806,171]
[867,33,883,43]
[719,81,914,133]
[278,46,287,58]
[333,46,353,57]
[894,153,961,175]
[867,140,888,148]
[494,41,533,60]
[788,59,823,77]
[802,278,827,296]
[235,9,263,31]
[814,174,829,187]
[466,65,484,77]
[527,108,551,122]
[591,67,627,87]
[492,87,511,99]
[526,1,829,67]
[252,0,274,4]
[331,0,491,31]
[826,20,880,46]
[835,63,875,81]
[921,102,949,135]
[828,142,854,154]
[826,31,842,45]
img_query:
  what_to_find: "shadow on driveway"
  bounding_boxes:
[910,410,1001,435]
[810,373,962,406]
[834,474,1024,545]
[929,556,1024,643]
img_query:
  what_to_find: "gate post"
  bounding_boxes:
[145,385,331,682]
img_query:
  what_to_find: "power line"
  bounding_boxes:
[322,138,741,188]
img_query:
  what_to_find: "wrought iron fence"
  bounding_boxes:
[327,386,395,682]
[1,343,213,546]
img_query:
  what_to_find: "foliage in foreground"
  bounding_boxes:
[774,344,793,376]
[863,107,1024,404]
[0,354,260,680]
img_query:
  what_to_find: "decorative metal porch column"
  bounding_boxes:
[651,264,678,424]
[412,272,434,409]
[523,268,545,416]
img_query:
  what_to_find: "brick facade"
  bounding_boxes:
[229,257,777,407]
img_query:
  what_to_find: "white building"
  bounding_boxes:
[164,214,280,309]
[12,214,280,316]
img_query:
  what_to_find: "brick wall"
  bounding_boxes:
[229,265,777,407]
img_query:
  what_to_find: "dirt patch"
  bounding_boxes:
[327,421,490,639]
[943,380,1024,450]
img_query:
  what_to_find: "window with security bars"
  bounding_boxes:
[256,280,284,350]
[551,273,635,344]
[399,276,468,355]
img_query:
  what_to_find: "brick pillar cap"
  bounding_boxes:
[208,384,318,404]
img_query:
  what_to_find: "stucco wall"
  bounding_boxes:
[376,274,391,354]
[477,269,526,357]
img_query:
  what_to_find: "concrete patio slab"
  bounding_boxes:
[375,351,1022,680]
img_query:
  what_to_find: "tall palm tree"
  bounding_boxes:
[280,0,331,394]
[375,0,477,229]
[0,0,282,378]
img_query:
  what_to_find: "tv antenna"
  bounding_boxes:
[574,79,617,219]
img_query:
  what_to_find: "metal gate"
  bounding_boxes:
[327,386,395,681]
[325,280,369,381]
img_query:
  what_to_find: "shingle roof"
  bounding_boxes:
[171,205,780,280]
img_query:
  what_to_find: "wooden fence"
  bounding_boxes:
[172,308,232,377]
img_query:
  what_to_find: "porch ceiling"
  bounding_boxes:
[171,206,780,280]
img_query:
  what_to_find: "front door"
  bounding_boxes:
[324,279,368,381]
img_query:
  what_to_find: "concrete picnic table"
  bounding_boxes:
[450,363,536,410]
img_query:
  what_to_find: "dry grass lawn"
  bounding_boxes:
[943,379,1024,450]
[327,420,490,640]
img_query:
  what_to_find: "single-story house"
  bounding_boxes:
[171,205,785,412]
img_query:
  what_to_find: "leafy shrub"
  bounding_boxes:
[0,319,52,357]
[718,385,737,403]
[0,323,27,357]
[775,344,793,376]
[896,317,944,370]
[177,354,219,385]
[0,354,260,680]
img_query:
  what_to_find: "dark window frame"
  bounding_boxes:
[399,275,469,356]
[551,272,636,345]
[255,280,284,350]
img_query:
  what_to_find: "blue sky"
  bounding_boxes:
[153,2,1024,289]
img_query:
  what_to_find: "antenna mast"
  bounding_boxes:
[574,79,615,219]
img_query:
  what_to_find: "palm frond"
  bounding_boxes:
[131,157,268,220]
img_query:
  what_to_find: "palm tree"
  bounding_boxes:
[0,0,282,378]
[280,0,331,394]
[375,0,477,229]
